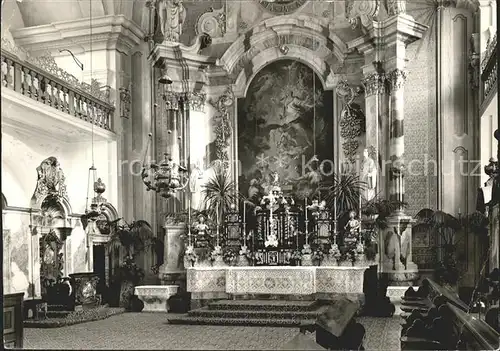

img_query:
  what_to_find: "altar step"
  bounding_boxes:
[168,300,328,327]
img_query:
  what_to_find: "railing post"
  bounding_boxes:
[12,62,21,93]
[68,90,75,116]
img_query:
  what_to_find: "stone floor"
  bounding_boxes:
[24,313,401,350]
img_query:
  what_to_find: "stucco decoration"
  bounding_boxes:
[336,80,365,162]
[30,157,70,210]
[345,0,380,30]
[196,7,226,39]
[208,86,235,166]
[218,15,348,97]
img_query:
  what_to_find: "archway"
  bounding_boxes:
[237,59,334,199]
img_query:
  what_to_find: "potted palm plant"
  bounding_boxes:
[107,219,159,310]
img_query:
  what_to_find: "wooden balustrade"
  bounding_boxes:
[480,32,497,116]
[1,50,114,131]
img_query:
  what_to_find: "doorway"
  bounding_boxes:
[92,245,106,302]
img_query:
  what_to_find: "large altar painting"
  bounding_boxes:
[237,60,334,198]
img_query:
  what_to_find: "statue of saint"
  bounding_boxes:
[361,148,377,202]
[189,162,204,210]
[157,0,186,43]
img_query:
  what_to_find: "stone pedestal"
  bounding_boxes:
[134,285,179,312]
[381,214,419,285]
[159,224,185,284]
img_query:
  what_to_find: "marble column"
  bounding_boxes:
[362,72,388,199]
[387,68,408,208]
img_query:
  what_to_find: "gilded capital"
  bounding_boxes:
[361,73,387,97]
[387,69,408,92]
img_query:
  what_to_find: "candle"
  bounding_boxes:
[305,198,308,221]
[243,201,246,224]
[216,206,219,246]
[188,198,192,246]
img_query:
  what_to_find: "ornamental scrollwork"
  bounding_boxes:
[209,86,235,166]
[336,80,365,162]
[31,157,68,208]
[196,7,226,39]
[345,0,380,30]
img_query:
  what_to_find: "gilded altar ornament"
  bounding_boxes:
[31,156,68,207]
[157,0,186,43]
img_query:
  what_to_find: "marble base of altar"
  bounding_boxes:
[134,285,179,312]
[187,266,368,298]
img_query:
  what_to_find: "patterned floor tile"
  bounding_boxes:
[24,313,401,350]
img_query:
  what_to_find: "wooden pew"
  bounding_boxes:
[400,279,500,350]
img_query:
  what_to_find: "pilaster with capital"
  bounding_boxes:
[387,68,408,206]
[361,71,388,199]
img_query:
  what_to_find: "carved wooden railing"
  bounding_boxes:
[480,32,497,115]
[0,47,114,131]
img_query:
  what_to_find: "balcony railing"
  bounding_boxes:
[480,32,497,115]
[0,39,114,131]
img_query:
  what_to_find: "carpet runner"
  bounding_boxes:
[168,300,329,327]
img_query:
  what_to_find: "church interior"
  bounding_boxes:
[1,0,499,349]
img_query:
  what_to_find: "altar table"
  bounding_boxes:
[187,266,368,298]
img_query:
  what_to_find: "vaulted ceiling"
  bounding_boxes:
[15,0,146,27]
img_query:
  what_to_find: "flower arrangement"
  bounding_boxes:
[312,249,325,262]
[329,243,342,259]
[184,245,198,265]
[301,244,312,255]
[239,245,250,256]
[356,241,365,254]
[209,245,223,261]
[291,250,303,262]
[222,248,237,265]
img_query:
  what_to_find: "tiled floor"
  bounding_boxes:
[24,313,401,350]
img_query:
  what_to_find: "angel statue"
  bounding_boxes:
[193,215,210,248]
[344,210,361,247]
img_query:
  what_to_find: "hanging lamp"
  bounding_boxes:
[84,0,106,218]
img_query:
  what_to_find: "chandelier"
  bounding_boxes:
[141,66,189,199]
[141,146,189,199]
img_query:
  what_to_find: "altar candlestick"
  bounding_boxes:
[188,198,192,246]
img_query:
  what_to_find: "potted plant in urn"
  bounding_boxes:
[107,219,158,310]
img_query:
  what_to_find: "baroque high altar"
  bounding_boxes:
[151,0,483,294]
